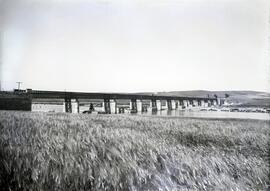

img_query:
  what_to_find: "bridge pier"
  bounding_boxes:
[217,98,221,106]
[204,100,208,107]
[63,102,65,112]
[64,98,72,113]
[189,100,194,107]
[178,100,184,109]
[110,99,117,114]
[63,98,79,113]
[184,100,187,108]
[151,99,161,112]
[102,99,117,114]
[198,100,202,107]
[130,99,143,113]
[162,100,167,110]
[175,100,179,109]
[137,100,142,112]
[157,100,161,111]
[103,99,110,114]
[200,100,203,107]
[171,100,176,110]
[167,100,172,110]
[183,100,188,108]
[218,98,224,106]
[130,99,136,113]
[150,99,156,112]
[142,104,148,112]
[207,100,211,107]
[193,100,198,107]
[71,99,79,113]
[190,100,193,107]
[201,100,206,107]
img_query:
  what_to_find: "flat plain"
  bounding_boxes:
[0,111,269,190]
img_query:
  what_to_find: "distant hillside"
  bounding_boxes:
[138,90,270,107]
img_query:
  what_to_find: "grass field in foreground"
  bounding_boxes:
[0,111,269,190]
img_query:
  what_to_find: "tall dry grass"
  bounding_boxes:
[0,111,269,190]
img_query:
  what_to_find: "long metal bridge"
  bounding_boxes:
[0,89,219,114]
[29,89,219,113]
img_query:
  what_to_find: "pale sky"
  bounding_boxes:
[0,0,269,92]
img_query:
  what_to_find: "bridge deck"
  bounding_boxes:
[26,90,217,101]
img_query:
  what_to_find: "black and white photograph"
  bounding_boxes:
[0,0,269,190]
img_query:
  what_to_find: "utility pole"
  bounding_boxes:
[16,82,22,90]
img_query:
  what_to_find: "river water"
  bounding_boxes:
[137,110,270,120]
